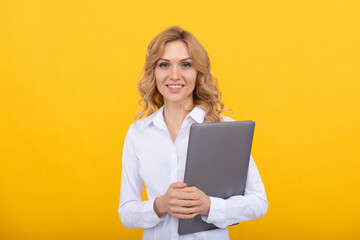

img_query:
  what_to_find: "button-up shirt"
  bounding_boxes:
[118,106,268,240]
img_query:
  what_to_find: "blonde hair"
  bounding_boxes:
[135,26,231,123]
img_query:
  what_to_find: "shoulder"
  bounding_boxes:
[125,111,159,139]
[130,112,156,131]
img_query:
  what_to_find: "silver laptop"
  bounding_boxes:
[178,121,255,235]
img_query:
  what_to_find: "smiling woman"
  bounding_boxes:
[118,26,268,240]
[135,26,228,123]
[155,41,197,111]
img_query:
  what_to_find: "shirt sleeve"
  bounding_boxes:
[118,125,165,229]
[201,155,268,228]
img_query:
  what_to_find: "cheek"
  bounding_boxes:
[154,70,162,86]
[155,79,164,94]
[155,70,166,83]
[185,70,197,86]
[155,76,166,96]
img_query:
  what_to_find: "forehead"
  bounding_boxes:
[160,40,190,60]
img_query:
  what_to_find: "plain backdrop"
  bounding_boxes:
[1,0,359,239]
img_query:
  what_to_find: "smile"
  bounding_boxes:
[166,85,185,89]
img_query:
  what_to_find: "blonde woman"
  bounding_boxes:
[118,26,268,240]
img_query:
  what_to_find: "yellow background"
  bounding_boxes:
[1,0,359,239]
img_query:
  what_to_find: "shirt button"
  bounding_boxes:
[172,234,178,239]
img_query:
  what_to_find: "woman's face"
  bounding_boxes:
[155,40,198,106]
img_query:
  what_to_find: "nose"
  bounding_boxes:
[170,65,180,80]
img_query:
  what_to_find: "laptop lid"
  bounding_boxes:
[178,121,255,235]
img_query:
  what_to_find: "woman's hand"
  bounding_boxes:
[154,182,211,219]
[179,186,211,216]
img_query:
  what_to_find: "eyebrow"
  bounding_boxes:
[158,57,192,62]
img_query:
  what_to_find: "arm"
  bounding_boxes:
[201,155,268,228]
[118,125,164,229]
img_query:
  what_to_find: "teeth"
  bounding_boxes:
[167,85,183,89]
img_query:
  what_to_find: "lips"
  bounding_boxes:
[166,84,185,89]
[165,84,185,93]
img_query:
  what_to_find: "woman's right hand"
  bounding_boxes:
[154,182,203,219]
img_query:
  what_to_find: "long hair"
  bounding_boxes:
[135,26,231,123]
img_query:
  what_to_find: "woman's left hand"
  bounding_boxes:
[178,186,211,216]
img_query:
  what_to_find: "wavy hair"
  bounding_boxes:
[135,26,231,123]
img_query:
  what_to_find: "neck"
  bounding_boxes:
[163,100,194,126]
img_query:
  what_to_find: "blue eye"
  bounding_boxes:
[183,63,191,68]
[159,63,168,68]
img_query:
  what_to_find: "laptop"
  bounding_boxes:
[178,121,255,235]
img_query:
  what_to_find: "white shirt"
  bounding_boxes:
[118,106,268,240]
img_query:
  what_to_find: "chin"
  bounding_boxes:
[164,95,193,105]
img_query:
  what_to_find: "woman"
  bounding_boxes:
[118,26,268,240]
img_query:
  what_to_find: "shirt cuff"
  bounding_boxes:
[145,198,166,226]
[201,196,226,226]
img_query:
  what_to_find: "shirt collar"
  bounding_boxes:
[153,106,166,130]
[187,106,206,124]
[138,105,206,129]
